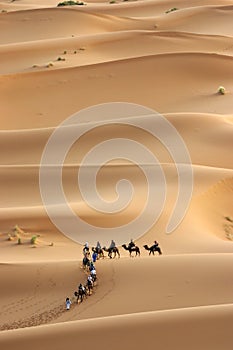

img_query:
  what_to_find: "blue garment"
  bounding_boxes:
[92,252,97,262]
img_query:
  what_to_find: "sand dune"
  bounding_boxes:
[1,53,233,130]
[1,112,233,167]
[1,305,233,350]
[1,31,233,75]
[1,255,233,329]
[0,0,233,348]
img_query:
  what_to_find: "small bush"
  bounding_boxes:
[14,225,25,235]
[63,50,67,54]
[18,238,22,245]
[74,51,77,54]
[218,86,225,95]
[57,1,86,6]
[8,234,14,241]
[165,7,178,13]
[58,0,77,5]
[109,0,116,3]
[31,235,38,244]
[46,62,54,68]
[57,57,66,61]
[225,216,233,223]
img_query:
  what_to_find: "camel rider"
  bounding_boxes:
[96,241,101,249]
[109,239,116,250]
[87,275,93,285]
[91,268,96,276]
[91,269,97,280]
[89,262,95,272]
[128,239,135,249]
[152,240,159,249]
[83,242,89,255]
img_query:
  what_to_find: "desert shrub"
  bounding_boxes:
[57,1,86,6]
[165,7,178,13]
[109,0,116,3]
[30,235,38,244]
[57,57,66,61]
[218,86,225,95]
[18,238,22,245]
[8,234,14,241]
[46,62,54,68]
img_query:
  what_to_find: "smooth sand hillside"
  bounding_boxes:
[0,255,233,328]
[1,53,233,130]
[0,0,233,349]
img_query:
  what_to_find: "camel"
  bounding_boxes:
[122,244,140,257]
[74,287,87,303]
[92,246,105,259]
[82,256,90,270]
[102,246,120,259]
[143,244,162,255]
[86,280,93,295]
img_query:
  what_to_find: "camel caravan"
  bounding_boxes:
[66,239,162,310]
[83,239,162,261]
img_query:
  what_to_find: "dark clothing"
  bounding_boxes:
[128,242,135,249]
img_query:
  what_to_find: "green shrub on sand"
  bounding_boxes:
[218,86,225,95]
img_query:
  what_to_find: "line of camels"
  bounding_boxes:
[88,243,162,259]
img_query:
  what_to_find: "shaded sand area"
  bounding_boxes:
[0,0,233,349]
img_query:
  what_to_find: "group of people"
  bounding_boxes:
[65,238,161,309]
[128,239,159,249]
[65,243,98,311]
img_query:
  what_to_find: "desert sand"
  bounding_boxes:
[0,0,233,349]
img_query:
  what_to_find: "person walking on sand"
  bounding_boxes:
[66,297,72,310]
